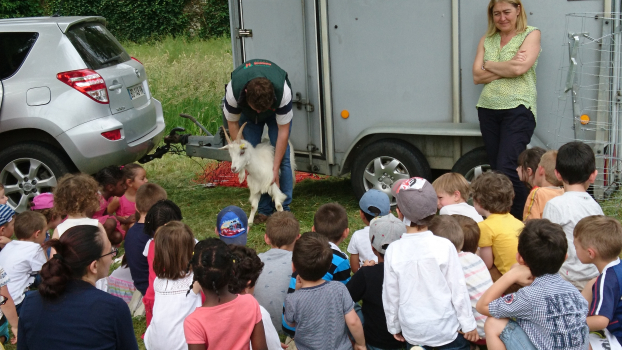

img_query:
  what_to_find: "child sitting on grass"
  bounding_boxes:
[471,172,523,281]
[543,141,603,291]
[144,221,202,350]
[53,174,103,239]
[348,189,390,273]
[254,211,299,333]
[477,219,589,350]
[433,172,483,223]
[523,150,563,221]
[125,183,167,296]
[0,185,7,205]
[184,238,267,350]
[93,166,127,245]
[30,193,62,236]
[0,205,15,249]
[572,215,622,349]
[285,232,366,350]
[282,203,352,338]
[386,177,477,348]
[347,214,406,350]
[108,163,148,232]
[0,211,47,315]
[431,215,492,340]
[229,245,283,350]
[516,147,546,193]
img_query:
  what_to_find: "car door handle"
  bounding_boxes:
[109,84,123,91]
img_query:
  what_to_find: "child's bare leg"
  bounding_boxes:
[484,317,509,350]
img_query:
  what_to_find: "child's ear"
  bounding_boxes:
[453,190,461,202]
[291,262,296,273]
[295,234,301,241]
[214,227,219,236]
[587,247,597,260]
[526,167,534,178]
[554,169,563,182]
[396,207,403,220]
[311,225,315,232]
[34,230,41,239]
[264,234,271,246]
[342,228,350,240]
[589,170,598,184]
[516,252,526,265]
[564,253,568,261]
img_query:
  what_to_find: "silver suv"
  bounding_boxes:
[0,16,165,212]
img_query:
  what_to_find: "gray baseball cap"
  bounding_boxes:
[369,214,406,255]
[394,177,437,226]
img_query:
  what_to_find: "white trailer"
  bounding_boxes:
[181,0,622,201]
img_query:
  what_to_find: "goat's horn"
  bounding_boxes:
[221,126,232,144]
[237,122,248,142]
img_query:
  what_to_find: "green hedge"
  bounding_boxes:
[0,0,230,42]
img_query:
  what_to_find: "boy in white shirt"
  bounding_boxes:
[543,141,604,291]
[432,173,483,223]
[0,211,47,315]
[347,189,389,273]
[384,177,478,349]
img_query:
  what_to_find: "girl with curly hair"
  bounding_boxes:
[184,239,267,350]
[144,221,201,350]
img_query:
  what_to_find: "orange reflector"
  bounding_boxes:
[341,110,350,119]
[580,114,590,125]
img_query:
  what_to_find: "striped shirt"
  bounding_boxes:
[459,252,493,338]
[282,242,351,336]
[589,259,622,345]
[223,81,293,125]
[489,273,589,350]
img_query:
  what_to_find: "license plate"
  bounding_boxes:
[128,85,145,100]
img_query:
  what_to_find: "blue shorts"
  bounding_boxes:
[500,320,537,350]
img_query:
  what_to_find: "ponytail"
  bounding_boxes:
[39,225,104,300]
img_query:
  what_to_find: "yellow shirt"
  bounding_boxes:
[478,213,523,274]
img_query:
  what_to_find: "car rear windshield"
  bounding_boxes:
[0,32,39,80]
[66,22,130,70]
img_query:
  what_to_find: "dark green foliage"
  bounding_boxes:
[199,0,229,38]
[0,0,230,42]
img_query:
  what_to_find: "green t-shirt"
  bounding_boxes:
[477,26,540,119]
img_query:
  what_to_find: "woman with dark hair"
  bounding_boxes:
[17,225,138,350]
[472,0,541,220]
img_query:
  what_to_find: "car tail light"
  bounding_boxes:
[57,69,109,104]
[101,129,122,141]
[131,57,142,65]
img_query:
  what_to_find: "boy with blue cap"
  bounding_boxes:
[216,205,249,246]
[347,189,390,273]
[0,205,15,249]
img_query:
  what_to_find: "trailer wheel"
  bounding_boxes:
[451,146,491,182]
[351,140,431,205]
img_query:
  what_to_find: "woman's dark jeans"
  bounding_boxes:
[478,105,536,220]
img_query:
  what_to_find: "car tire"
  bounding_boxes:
[451,146,491,182]
[0,143,74,213]
[351,140,431,205]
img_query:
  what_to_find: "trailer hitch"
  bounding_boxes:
[138,127,190,164]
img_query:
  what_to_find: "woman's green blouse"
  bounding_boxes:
[477,26,540,119]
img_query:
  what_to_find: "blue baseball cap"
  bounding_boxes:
[216,206,248,245]
[0,204,15,227]
[359,189,390,217]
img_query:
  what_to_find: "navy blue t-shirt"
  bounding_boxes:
[17,280,138,350]
[590,259,622,345]
[124,223,149,295]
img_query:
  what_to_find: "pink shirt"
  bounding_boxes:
[116,194,136,217]
[183,294,262,349]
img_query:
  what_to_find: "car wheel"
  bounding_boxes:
[0,143,73,213]
[451,146,491,182]
[351,140,431,205]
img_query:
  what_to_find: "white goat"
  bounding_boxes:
[220,122,292,225]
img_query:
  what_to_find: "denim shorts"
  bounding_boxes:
[500,320,537,350]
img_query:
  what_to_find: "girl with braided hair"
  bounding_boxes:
[144,221,201,350]
[17,225,138,349]
[229,245,283,350]
[184,239,268,350]
[141,199,183,327]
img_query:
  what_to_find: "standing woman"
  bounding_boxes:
[17,225,138,350]
[473,0,541,220]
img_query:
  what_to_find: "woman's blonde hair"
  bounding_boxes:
[486,0,528,37]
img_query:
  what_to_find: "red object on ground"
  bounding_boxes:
[195,161,325,188]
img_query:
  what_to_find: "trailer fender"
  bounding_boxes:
[340,122,482,175]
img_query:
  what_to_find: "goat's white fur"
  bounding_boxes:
[220,123,294,225]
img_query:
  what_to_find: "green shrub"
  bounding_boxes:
[198,0,229,38]
[0,0,45,19]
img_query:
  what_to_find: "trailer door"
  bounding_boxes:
[233,0,324,169]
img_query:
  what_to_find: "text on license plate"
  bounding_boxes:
[128,85,145,100]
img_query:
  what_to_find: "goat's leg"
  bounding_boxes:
[269,184,287,212]
[248,191,261,225]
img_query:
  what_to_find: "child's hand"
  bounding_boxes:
[280,343,288,349]
[509,264,534,286]
[393,332,405,342]
[462,329,479,342]
[362,260,376,267]
[10,325,17,344]
[354,344,366,350]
